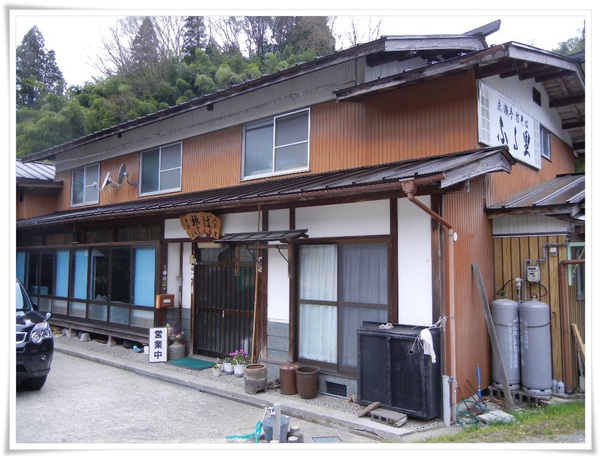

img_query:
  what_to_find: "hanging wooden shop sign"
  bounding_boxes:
[180,212,222,240]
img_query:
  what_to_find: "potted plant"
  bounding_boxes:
[166,320,185,360]
[167,320,184,343]
[222,357,234,375]
[211,359,223,377]
[230,349,250,377]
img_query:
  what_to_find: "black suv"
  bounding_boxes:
[16,280,54,390]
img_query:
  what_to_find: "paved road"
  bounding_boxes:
[14,351,379,446]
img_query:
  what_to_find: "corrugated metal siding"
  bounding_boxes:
[493,215,572,236]
[442,176,495,392]
[311,71,479,172]
[487,134,576,206]
[183,126,242,191]
[16,191,60,220]
[364,72,478,164]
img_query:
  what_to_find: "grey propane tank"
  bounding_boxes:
[491,298,520,390]
[519,299,553,396]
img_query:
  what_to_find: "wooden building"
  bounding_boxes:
[16,21,585,417]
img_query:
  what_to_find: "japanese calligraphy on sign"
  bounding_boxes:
[149,327,168,363]
[478,82,541,169]
[180,212,222,240]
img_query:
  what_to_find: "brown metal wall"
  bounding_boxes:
[311,71,479,171]
[442,175,496,394]
[183,126,242,191]
[493,235,584,386]
[487,134,576,206]
[15,190,61,220]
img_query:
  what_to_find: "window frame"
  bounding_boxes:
[139,142,183,196]
[297,239,390,375]
[541,126,552,161]
[242,108,310,180]
[71,163,100,207]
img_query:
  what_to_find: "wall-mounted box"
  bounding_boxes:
[155,294,175,309]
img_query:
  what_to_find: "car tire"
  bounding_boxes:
[21,376,47,391]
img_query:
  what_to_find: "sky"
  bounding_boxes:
[9,6,590,87]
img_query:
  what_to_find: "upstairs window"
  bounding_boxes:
[243,109,310,179]
[541,126,552,161]
[140,142,182,195]
[71,164,99,206]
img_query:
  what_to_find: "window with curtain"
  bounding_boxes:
[298,242,389,373]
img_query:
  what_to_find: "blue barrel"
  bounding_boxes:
[491,298,520,390]
[519,299,553,396]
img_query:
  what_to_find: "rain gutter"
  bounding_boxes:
[401,179,457,423]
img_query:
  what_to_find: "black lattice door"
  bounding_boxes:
[194,246,255,358]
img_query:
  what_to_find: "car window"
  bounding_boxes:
[16,282,31,312]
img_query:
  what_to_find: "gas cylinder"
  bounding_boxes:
[491,298,520,390]
[519,299,553,396]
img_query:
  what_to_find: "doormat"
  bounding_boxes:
[167,357,214,370]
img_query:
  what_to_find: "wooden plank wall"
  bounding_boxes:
[493,234,584,386]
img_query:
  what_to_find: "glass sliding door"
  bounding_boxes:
[298,241,389,374]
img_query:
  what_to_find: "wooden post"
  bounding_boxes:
[473,263,516,411]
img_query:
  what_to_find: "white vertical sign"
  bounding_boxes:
[478,81,541,169]
[149,327,168,363]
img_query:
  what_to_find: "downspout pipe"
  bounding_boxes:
[401,179,457,423]
[559,259,585,393]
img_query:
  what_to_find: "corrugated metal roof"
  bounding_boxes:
[17,146,513,229]
[486,174,585,221]
[16,159,55,181]
[217,229,309,244]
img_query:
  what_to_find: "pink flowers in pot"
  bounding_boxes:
[230,349,250,366]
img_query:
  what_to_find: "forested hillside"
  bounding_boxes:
[15,16,344,157]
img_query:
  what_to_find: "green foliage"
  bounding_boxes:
[553,27,585,56]
[422,401,585,443]
[16,26,65,109]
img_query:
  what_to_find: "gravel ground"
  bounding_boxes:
[52,330,363,415]
[52,329,450,443]
[50,329,588,446]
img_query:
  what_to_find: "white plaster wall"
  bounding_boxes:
[296,200,390,237]
[164,242,194,309]
[166,243,182,307]
[222,212,262,234]
[180,242,193,308]
[268,208,290,230]
[265,209,292,321]
[267,247,290,322]
[164,218,188,239]
[397,196,433,326]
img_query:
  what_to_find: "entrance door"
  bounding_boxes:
[194,246,255,358]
